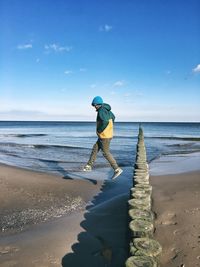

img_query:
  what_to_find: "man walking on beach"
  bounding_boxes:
[83,96,123,180]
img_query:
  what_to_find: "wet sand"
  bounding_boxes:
[0,164,131,267]
[0,164,102,235]
[0,164,102,266]
[150,153,200,267]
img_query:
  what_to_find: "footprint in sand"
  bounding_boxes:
[158,212,177,225]
[0,246,19,255]
[170,247,181,261]
[173,229,181,235]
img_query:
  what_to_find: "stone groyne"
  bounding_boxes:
[125,126,162,267]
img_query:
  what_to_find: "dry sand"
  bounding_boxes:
[0,164,131,267]
[150,153,200,267]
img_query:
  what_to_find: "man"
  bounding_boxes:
[83,96,123,180]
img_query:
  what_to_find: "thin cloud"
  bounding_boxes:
[44,43,72,53]
[99,24,113,32]
[113,80,125,87]
[192,64,200,73]
[17,44,32,50]
[64,70,73,75]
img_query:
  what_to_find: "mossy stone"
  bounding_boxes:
[129,219,154,238]
[132,193,151,203]
[128,199,151,210]
[129,208,154,221]
[130,238,162,258]
[131,187,152,195]
[125,255,157,267]
[135,184,152,191]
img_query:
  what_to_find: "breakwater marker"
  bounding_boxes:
[125,126,162,267]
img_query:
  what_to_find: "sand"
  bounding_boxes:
[0,164,102,235]
[150,153,200,267]
[0,164,102,266]
[0,164,131,267]
[1,151,200,267]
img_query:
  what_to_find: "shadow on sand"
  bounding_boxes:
[38,159,98,185]
[61,169,132,267]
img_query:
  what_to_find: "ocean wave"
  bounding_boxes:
[0,142,87,150]
[0,151,22,157]
[0,150,85,166]
[163,149,200,156]
[115,135,137,139]
[0,142,35,148]
[34,144,87,150]
[146,136,200,141]
[166,143,198,148]
[0,133,48,138]
[115,135,200,141]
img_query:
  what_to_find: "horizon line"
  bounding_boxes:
[0,120,199,123]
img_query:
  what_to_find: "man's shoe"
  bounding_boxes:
[83,164,92,171]
[112,168,123,180]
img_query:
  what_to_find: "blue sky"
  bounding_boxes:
[0,0,199,121]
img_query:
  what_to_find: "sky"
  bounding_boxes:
[0,0,200,122]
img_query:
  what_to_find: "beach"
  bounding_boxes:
[150,152,200,267]
[0,163,103,266]
[0,121,200,266]
[1,154,200,267]
[0,164,132,267]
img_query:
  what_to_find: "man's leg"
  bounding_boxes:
[86,140,100,167]
[99,138,119,170]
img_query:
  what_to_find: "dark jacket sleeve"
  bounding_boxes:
[97,108,108,133]
[97,108,115,133]
[110,111,115,122]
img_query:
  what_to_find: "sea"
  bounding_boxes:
[0,121,200,177]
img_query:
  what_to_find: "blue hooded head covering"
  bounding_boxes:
[91,96,103,106]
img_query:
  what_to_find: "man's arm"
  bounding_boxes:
[97,108,110,133]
